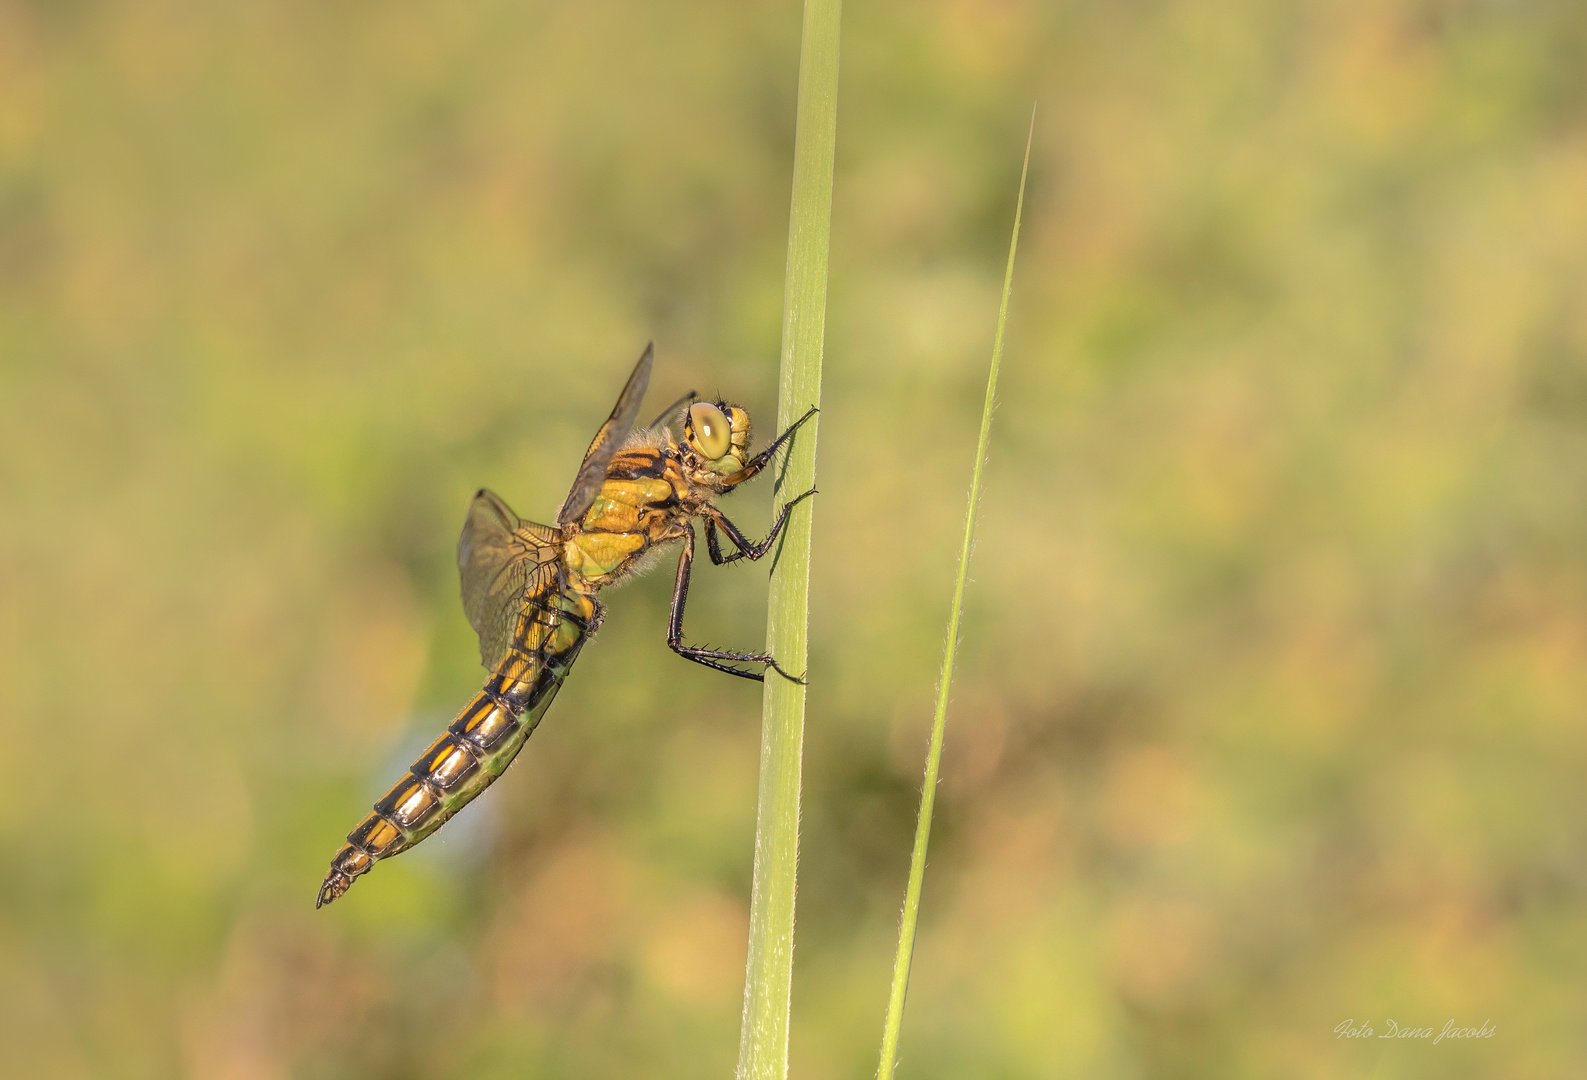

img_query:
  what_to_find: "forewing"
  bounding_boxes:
[556,343,654,527]
[458,488,563,669]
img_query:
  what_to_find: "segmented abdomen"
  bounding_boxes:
[317,588,594,907]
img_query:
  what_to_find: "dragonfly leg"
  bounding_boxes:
[704,488,817,566]
[720,406,819,487]
[668,525,806,683]
[750,406,819,471]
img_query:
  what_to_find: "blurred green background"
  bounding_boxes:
[3,0,1585,1077]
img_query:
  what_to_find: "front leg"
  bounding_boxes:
[704,488,818,566]
[720,405,819,487]
[668,524,806,683]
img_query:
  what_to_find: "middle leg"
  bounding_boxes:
[704,487,817,566]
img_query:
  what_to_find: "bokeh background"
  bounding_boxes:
[3,0,1585,1077]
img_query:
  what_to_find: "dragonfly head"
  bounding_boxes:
[683,400,751,475]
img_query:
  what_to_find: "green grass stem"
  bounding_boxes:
[735,2,841,1079]
[875,109,1035,1080]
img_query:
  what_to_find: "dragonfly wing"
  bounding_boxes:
[646,388,698,433]
[556,343,654,527]
[458,488,563,670]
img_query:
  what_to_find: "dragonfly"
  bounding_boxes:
[317,344,816,908]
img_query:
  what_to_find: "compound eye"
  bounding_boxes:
[688,402,732,459]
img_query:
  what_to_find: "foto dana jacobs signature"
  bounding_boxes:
[1335,1018,1495,1044]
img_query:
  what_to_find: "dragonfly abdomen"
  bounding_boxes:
[316,617,591,908]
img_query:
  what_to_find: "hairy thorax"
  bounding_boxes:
[563,446,712,586]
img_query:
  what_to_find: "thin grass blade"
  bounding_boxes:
[876,108,1035,1080]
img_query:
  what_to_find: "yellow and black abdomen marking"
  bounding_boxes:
[317,588,597,907]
